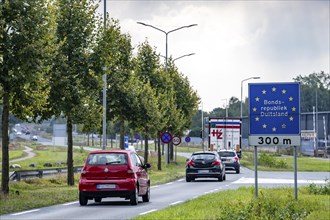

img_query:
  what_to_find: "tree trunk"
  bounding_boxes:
[67,114,74,185]
[144,134,149,164]
[157,136,162,171]
[1,13,10,194]
[1,89,10,194]
[119,120,125,149]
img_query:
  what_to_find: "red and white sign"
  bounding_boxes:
[209,118,241,150]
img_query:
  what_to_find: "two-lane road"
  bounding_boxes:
[2,166,328,220]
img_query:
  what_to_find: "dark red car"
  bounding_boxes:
[79,150,151,206]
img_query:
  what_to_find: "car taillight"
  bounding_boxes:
[187,161,195,166]
[81,168,88,177]
[234,156,239,162]
[212,160,221,165]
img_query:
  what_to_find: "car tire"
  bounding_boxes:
[223,173,226,181]
[94,198,102,203]
[186,176,191,182]
[142,185,150,202]
[218,173,223,182]
[130,185,139,205]
[79,192,88,206]
[236,168,240,174]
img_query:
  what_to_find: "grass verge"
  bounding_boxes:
[134,183,330,220]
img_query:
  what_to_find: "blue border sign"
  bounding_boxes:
[249,82,300,135]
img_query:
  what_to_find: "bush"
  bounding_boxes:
[308,181,330,195]
[258,153,288,169]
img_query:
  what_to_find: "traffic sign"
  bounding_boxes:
[160,132,172,144]
[248,82,300,146]
[185,136,191,143]
[172,136,181,145]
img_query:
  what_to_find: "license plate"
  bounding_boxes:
[198,170,209,173]
[96,184,116,189]
[226,159,232,162]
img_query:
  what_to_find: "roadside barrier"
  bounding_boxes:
[9,166,83,181]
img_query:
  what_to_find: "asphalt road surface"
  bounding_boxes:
[1,166,328,220]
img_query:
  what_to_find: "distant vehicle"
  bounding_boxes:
[185,151,226,182]
[16,131,22,136]
[25,130,31,135]
[218,149,240,173]
[32,135,38,141]
[79,150,151,206]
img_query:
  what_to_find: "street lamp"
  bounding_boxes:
[240,76,260,153]
[137,22,197,71]
[173,53,195,62]
[240,77,261,120]
[159,53,195,63]
[221,99,228,118]
[102,0,107,150]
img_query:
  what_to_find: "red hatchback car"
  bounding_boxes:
[79,150,151,206]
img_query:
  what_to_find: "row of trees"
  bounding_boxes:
[0,0,199,194]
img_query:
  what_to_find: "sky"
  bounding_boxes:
[99,0,329,112]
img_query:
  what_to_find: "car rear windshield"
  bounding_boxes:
[218,151,236,157]
[87,153,128,165]
[191,154,216,161]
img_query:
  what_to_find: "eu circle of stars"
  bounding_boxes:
[249,83,300,135]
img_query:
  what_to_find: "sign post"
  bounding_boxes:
[160,132,173,165]
[248,82,300,199]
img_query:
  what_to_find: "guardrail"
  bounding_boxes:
[9,166,83,181]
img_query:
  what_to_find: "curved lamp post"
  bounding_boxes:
[240,76,261,119]
[137,22,197,71]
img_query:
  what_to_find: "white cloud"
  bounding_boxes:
[101,0,329,112]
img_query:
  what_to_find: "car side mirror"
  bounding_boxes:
[144,163,151,169]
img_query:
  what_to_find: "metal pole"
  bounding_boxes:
[313,106,316,156]
[165,33,168,71]
[102,0,107,150]
[254,145,258,197]
[201,102,204,151]
[294,145,298,200]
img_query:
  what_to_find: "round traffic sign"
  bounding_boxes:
[185,136,191,143]
[160,132,172,144]
[172,136,181,145]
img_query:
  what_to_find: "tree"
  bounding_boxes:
[45,0,100,185]
[90,17,137,150]
[0,0,56,194]
[293,71,330,112]
[134,40,163,163]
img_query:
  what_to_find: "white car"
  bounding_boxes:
[32,135,38,141]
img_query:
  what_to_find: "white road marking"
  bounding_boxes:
[151,185,159,188]
[170,201,183,206]
[165,182,174,185]
[62,201,79,206]
[233,177,327,184]
[177,178,184,182]
[139,209,158,215]
[12,209,40,216]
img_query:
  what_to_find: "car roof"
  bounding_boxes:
[88,150,131,155]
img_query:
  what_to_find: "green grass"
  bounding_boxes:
[240,152,330,172]
[134,185,330,220]
[0,145,90,171]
